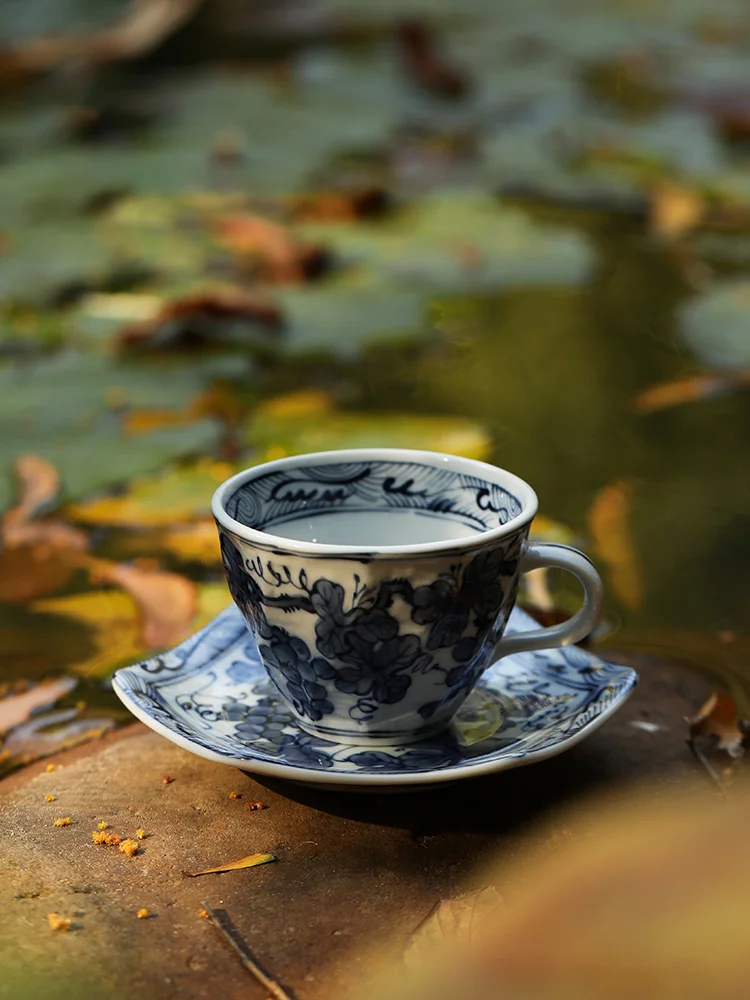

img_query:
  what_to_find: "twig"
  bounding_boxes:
[200,902,296,1000]
[686,737,727,798]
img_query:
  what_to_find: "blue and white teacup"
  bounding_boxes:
[213,448,603,746]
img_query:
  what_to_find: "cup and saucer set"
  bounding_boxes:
[114,449,637,792]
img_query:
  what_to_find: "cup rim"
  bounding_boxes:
[212,447,538,557]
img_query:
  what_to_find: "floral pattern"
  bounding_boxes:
[217,526,524,736]
[112,604,637,788]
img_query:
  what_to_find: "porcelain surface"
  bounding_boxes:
[113,605,637,790]
[212,449,603,746]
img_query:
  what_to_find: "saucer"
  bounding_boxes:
[113,606,637,791]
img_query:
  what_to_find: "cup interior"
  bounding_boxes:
[218,451,533,549]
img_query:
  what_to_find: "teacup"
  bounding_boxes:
[212,448,603,745]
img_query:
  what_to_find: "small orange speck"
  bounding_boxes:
[47,913,71,932]
[137,908,149,919]
[46,764,55,772]
[162,775,174,784]
[244,800,264,811]
[229,791,241,800]
[97,821,109,830]
[53,817,71,827]
[45,794,55,803]
[198,909,209,919]
[92,830,108,844]
[119,838,139,857]
[136,828,146,840]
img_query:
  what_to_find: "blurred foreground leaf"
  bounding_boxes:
[404,888,504,971]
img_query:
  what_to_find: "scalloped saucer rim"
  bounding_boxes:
[112,606,637,791]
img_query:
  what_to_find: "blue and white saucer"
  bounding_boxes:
[113,606,637,791]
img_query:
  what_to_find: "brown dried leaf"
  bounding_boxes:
[632,374,733,413]
[689,692,747,758]
[118,290,283,350]
[0,520,89,603]
[185,852,277,877]
[84,558,197,648]
[404,887,504,970]
[3,456,59,527]
[587,479,642,612]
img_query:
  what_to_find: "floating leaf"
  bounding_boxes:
[295,192,595,293]
[632,373,735,414]
[245,391,492,460]
[186,852,277,877]
[680,281,750,373]
[0,677,76,734]
[587,479,642,612]
[32,582,228,678]
[404,887,504,971]
[0,352,224,512]
[649,181,705,238]
[65,460,235,527]
[3,455,59,526]
[85,558,198,649]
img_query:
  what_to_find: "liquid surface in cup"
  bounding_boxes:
[261,510,482,546]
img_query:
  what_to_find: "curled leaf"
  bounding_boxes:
[84,558,197,649]
[186,852,277,877]
[689,692,747,759]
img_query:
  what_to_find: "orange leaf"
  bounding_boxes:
[185,852,276,877]
[85,558,197,648]
[689,692,746,758]
[632,374,732,414]
[3,455,59,527]
[587,480,641,612]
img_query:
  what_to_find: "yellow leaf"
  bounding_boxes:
[404,887,504,970]
[185,852,276,877]
[649,181,705,238]
[587,479,641,612]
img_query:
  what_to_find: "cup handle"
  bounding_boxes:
[491,543,604,660]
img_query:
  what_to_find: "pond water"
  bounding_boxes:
[2,0,750,761]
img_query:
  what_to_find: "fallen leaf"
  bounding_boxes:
[632,373,733,413]
[185,852,277,877]
[213,215,328,283]
[3,455,59,527]
[47,913,71,932]
[118,290,283,351]
[404,887,504,970]
[689,692,747,758]
[84,558,197,649]
[649,182,705,238]
[0,0,202,77]
[65,460,234,527]
[587,479,642,612]
[0,677,76,734]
